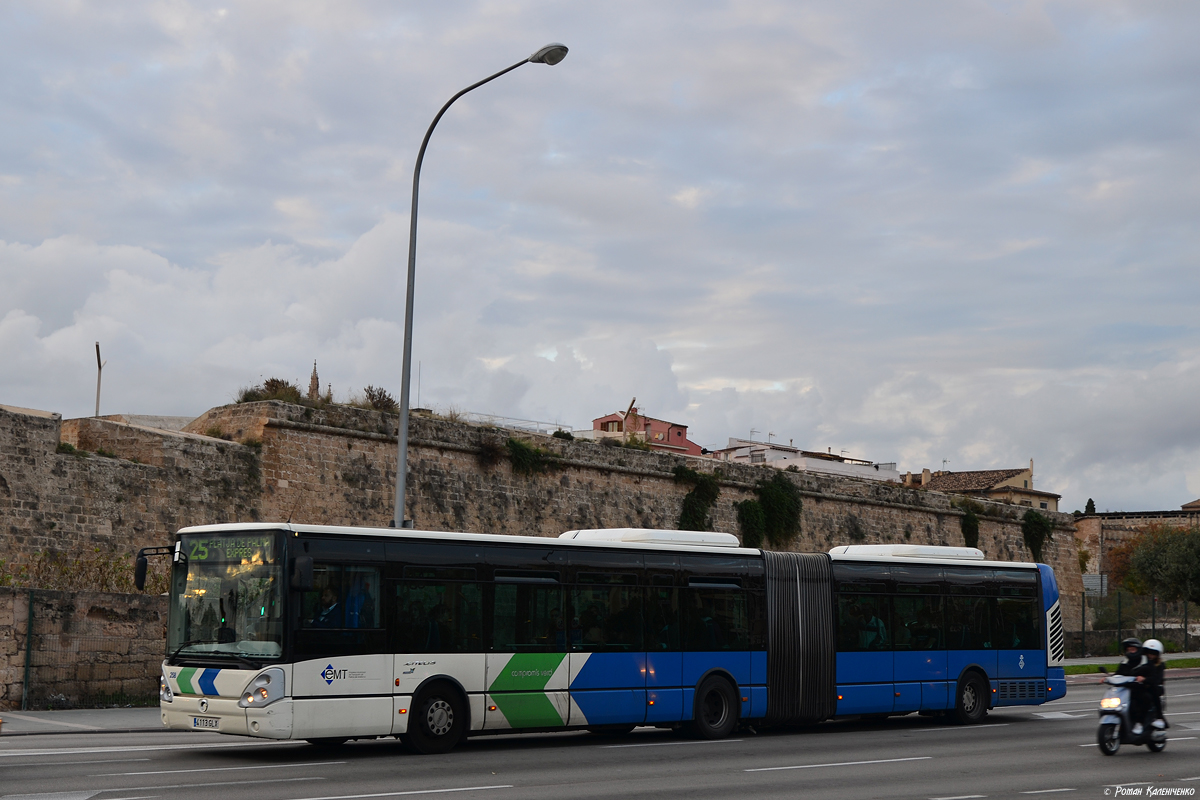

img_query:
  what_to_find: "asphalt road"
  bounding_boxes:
[4,678,1200,800]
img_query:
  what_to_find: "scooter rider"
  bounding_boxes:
[1135,639,1168,730]
[1116,638,1143,676]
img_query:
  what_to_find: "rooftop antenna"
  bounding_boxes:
[768,431,776,443]
[94,342,107,418]
[942,459,950,470]
[749,428,759,442]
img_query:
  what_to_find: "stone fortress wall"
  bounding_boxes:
[1,399,1083,624]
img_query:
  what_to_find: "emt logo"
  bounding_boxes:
[322,664,347,685]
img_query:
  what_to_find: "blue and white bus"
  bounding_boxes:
[142,524,1065,752]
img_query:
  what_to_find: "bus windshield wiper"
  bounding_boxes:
[169,639,260,669]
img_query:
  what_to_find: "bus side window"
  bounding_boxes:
[836,594,891,651]
[571,574,643,653]
[302,564,381,629]
[645,585,680,651]
[394,574,483,654]
[682,588,748,652]
[492,583,564,653]
[892,595,944,650]
[946,596,992,649]
[995,598,1039,649]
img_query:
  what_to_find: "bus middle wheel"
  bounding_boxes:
[404,682,466,754]
[690,676,738,740]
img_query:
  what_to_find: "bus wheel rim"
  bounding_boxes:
[962,684,978,713]
[426,699,453,736]
[703,690,727,728]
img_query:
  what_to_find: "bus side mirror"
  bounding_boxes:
[134,556,148,591]
[292,556,313,591]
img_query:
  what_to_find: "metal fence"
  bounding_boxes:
[1075,590,1196,658]
[19,589,160,710]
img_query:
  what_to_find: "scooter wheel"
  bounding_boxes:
[1147,738,1166,753]
[1098,723,1120,756]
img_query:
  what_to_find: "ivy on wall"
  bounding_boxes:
[673,465,721,531]
[736,472,803,549]
[1021,509,1054,562]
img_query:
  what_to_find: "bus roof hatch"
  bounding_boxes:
[559,528,741,548]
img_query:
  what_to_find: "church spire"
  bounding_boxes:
[308,360,320,401]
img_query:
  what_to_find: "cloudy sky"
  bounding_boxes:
[2,1,1199,513]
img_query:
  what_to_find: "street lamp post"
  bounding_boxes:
[393,43,569,528]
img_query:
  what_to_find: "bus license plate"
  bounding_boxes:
[192,716,219,729]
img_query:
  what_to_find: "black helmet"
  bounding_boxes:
[1121,637,1142,652]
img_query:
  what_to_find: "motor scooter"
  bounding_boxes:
[1096,672,1166,755]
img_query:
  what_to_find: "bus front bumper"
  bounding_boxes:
[161,696,293,739]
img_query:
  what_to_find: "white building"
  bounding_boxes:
[710,438,900,482]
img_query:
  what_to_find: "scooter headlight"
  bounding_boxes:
[1100,697,1121,709]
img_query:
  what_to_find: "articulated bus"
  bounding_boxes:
[144,523,1066,752]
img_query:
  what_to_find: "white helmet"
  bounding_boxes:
[1142,639,1164,655]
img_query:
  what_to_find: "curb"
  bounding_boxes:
[0,727,177,738]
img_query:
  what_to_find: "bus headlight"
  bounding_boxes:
[1100,697,1121,709]
[160,676,173,703]
[239,667,286,708]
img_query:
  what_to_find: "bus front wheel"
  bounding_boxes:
[690,676,738,740]
[404,682,467,755]
[951,673,989,725]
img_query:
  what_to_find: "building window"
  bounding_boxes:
[1023,480,1028,488]
[1039,502,1048,510]
[750,452,765,464]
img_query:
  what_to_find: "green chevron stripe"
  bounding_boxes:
[176,667,198,694]
[488,653,565,692]
[492,692,565,728]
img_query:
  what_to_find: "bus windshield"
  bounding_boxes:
[168,531,284,662]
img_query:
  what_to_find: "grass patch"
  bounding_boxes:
[1064,657,1200,675]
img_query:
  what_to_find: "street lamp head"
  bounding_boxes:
[529,43,569,65]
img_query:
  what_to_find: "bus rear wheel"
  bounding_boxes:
[951,673,988,725]
[690,676,738,740]
[404,682,467,755]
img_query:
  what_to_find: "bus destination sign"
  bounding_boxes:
[185,534,275,563]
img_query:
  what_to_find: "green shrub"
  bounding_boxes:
[363,385,399,413]
[551,429,574,441]
[506,438,555,476]
[56,442,87,456]
[238,377,303,404]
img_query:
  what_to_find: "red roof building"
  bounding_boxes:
[591,407,704,457]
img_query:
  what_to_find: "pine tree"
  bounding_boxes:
[1085,498,1096,515]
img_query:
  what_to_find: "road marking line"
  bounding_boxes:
[604,739,743,749]
[101,777,322,792]
[913,724,1010,732]
[1019,790,1076,795]
[290,786,514,800]
[6,759,151,767]
[100,796,159,800]
[746,756,932,772]
[930,795,986,799]
[1181,777,1200,782]
[96,761,345,777]
[0,713,103,731]
[1034,712,1091,719]
[0,741,304,758]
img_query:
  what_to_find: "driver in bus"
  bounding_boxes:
[311,587,342,627]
